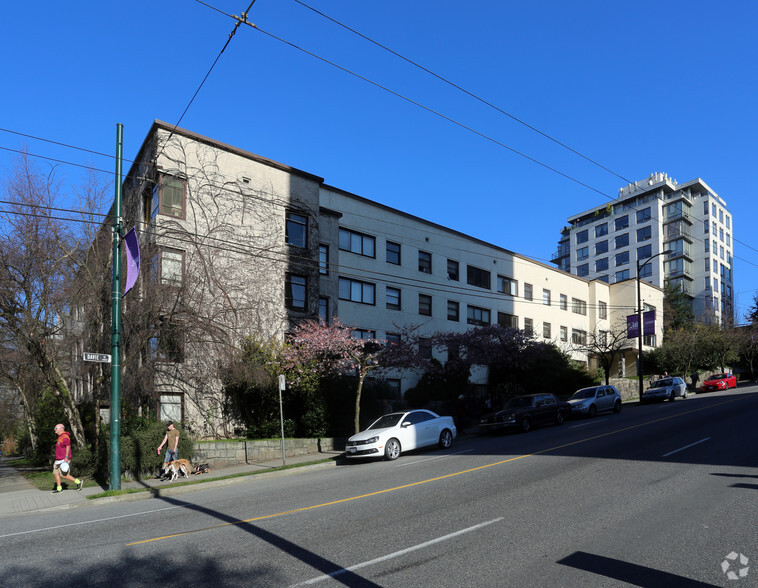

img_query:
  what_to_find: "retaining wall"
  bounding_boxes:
[193,438,345,469]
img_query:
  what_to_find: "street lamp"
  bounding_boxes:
[637,249,672,401]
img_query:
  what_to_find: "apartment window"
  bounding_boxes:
[719,209,724,223]
[726,215,731,229]
[159,394,184,423]
[447,259,459,281]
[418,250,432,273]
[560,326,568,342]
[719,227,724,242]
[497,275,517,296]
[637,226,652,242]
[598,275,609,283]
[599,331,608,346]
[467,265,491,289]
[712,203,717,216]
[726,233,731,247]
[543,322,551,339]
[595,240,609,255]
[524,283,533,300]
[285,274,307,310]
[720,245,724,260]
[577,247,589,261]
[713,259,718,272]
[616,269,630,282]
[596,258,609,272]
[352,329,377,341]
[704,220,709,233]
[524,318,534,336]
[498,312,518,328]
[639,263,652,278]
[339,277,375,304]
[615,233,629,248]
[636,208,651,223]
[319,244,329,275]
[616,251,629,266]
[285,212,307,247]
[159,248,184,287]
[704,240,709,253]
[419,294,432,316]
[386,241,401,265]
[712,221,717,234]
[151,319,184,363]
[560,294,567,310]
[419,338,432,359]
[637,244,652,260]
[577,264,589,277]
[572,329,587,345]
[599,301,607,319]
[447,300,460,321]
[572,298,587,315]
[615,215,629,231]
[339,228,375,257]
[542,289,551,306]
[467,305,490,326]
[319,297,329,323]
[150,175,185,220]
[386,287,401,311]
[595,223,608,238]
[576,229,589,244]
[385,333,401,347]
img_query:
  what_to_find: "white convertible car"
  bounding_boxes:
[345,409,457,461]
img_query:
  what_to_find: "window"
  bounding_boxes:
[726,233,731,247]
[704,220,709,234]
[572,298,587,315]
[524,318,534,336]
[319,244,329,275]
[596,258,609,272]
[560,326,568,342]
[447,300,459,321]
[598,275,609,283]
[542,289,551,306]
[418,250,432,273]
[524,283,533,300]
[159,394,183,423]
[639,263,652,278]
[599,331,608,346]
[352,329,377,341]
[726,215,730,229]
[577,247,589,260]
[339,277,375,304]
[599,301,607,319]
[467,305,490,326]
[616,269,630,282]
[704,240,709,253]
[419,338,432,359]
[543,322,551,338]
[447,259,459,281]
[595,240,608,255]
[719,209,724,223]
[159,248,184,287]
[637,244,652,260]
[151,319,184,363]
[616,251,629,266]
[615,233,629,248]
[636,208,651,223]
[712,203,717,216]
[386,241,401,265]
[720,245,724,260]
[572,329,587,345]
[560,294,567,310]
[577,264,589,277]
[467,265,491,289]
[385,333,401,347]
[150,175,185,219]
[285,274,307,310]
[636,226,652,241]
[703,201,709,215]
[576,230,589,244]
[498,312,518,328]
[386,287,401,310]
[713,259,718,272]
[285,212,307,247]
[719,227,724,242]
[419,294,432,316]
[339,228,375,257]
[595,223,608,238]
[615,215,629,231]
[319,297,329,323]
[712,221,717,234]
[497,275,517,296]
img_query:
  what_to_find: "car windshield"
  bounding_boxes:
[367,414,403,430]
[652,379,673,387]
[505,397,534,409]
[571,388,597,399]
[708,375,726,380]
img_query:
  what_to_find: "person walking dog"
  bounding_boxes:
[52,424,84,493]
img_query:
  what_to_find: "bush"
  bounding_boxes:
[246,419,296,439]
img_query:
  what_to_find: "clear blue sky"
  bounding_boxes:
[2,1,757,319]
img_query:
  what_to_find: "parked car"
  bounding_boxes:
[345,409,456,461]
[478,393,571,433]
[701,373,737,392]
[567,385,622,417]
[642,376,688,402]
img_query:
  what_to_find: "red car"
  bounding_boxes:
[701,373,737,392]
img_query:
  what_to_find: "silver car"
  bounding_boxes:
[567,385,622,417]
[642,376,687,402]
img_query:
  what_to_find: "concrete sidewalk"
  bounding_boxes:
[0,450,344,517]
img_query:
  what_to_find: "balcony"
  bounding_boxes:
[663,209,693,224]
[664,225,692,243]
[666,245,693,262]
[551,245,571,261]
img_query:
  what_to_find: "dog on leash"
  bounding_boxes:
[162,459,192,482]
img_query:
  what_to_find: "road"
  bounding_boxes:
[1,386,756,587]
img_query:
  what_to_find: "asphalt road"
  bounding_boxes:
[1,386,756,587]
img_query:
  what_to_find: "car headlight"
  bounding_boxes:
[366,436,379,444]
[503,414,515,422]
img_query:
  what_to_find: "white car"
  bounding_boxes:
[567,385,622,417]
[643,376,688,402]
[345,409,456,461]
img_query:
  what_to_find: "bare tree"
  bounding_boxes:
[573,322,630,384]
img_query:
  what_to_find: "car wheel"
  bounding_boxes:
[588,404,597,418]
[520,417,532,433]
[682,390,688,399]
[613,399,622,413]
[384,438,401,461]
[438,429,453,449]
[670,391,676,401]
[554,411,565,425]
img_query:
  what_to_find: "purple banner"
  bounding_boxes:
[124,227,141,295]
[627,314,639,339]
[643,309,656,336]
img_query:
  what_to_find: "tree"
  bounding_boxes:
[663,279,694,335]
[574,323,630,385]
[746,293,758,325]
[734,323,758,381]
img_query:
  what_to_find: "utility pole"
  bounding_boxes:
[110,123,123,490]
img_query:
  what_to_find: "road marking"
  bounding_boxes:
[126,394,751,547]
[569,418,607,428]
[0,505,183,539]
[292,517,503,585]
[662,437,711,457]
[395,449,473,466]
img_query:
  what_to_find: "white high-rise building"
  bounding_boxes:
[552,172,733,323]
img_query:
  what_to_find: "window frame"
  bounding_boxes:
[338,277,376,305]
[339,228,376,258]
[285,211,308,248]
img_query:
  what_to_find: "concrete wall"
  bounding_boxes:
[193,438,345,469]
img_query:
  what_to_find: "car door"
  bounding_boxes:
[414,411,438,447]
[398,412,420,450]
[535,395,554,425]
[595,387,608,412]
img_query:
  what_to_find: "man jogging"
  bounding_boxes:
[52,424,84,493]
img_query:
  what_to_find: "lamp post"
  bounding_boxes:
[637,249,672,401]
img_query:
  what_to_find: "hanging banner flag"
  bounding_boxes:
[627,314,639,339]
[124,227,141,295]
[643,309,656,336]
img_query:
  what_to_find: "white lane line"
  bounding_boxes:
[395,449,473,467]
[569,418,607,428]
[0,505,183,538]
[293,517,503,586]
[662,437,711,458]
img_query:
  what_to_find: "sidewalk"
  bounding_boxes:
[0,450,344,517]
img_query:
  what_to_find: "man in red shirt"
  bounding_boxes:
[52,424,83,493]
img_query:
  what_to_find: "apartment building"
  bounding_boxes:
[552,172,733,323]
[118,121,663,434]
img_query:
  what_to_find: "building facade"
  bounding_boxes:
[552,172,733,323]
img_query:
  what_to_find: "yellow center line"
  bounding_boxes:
[127,394,748,546]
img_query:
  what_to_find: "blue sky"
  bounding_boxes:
[2,1,757,319]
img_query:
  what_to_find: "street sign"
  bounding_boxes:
[83,352,112,363]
